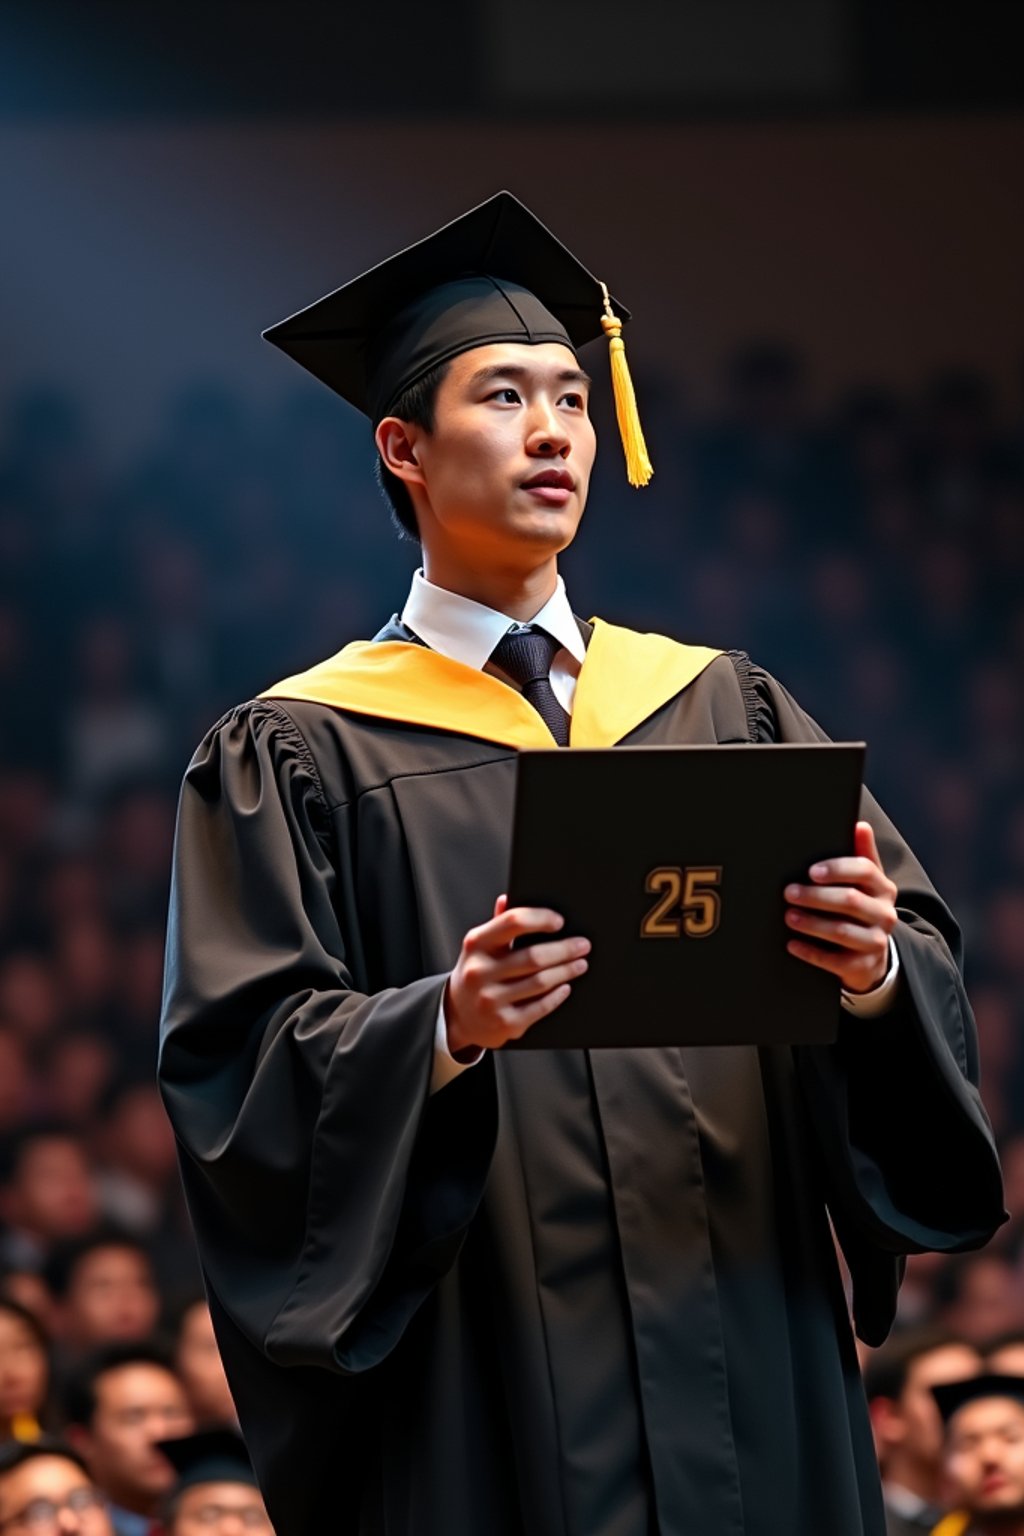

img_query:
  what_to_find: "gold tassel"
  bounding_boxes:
[600,281,653,487]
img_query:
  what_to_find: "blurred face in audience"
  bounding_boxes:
[61,1247,159,1350]
[999,1138,1024,1232]
[989,1345,1024,1377]
[0,1275,56,1338]
[0,1455,113,1536]
[72,1364,194,1516]
[40,859,104,928]
[876,1343,982,1490]
[117,934,166,1033]
[0,957,61,1046]
[105,794,174,888]
[169,1481,271,1536]
[942,1396,1024,1526]
[987,891,1024,985]
[175,1303,236,1427]
[944,1257,1024,1347]
[44,1036,114,1128]
[56,921,116,1015]
[0,772,52,860]
[0,1308,48,1431]
[102,1089,177,1189]
[1,1138,98,1241]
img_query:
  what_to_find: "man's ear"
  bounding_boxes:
[375,418,425,488]
[869,1395,907,1451]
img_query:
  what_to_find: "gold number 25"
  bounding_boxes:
[641,866,722,939]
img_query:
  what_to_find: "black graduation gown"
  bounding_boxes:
[158,619,1004,1536]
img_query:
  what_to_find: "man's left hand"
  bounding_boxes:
[783,820,898,994]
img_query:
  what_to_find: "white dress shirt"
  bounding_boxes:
[402,567,586,711]
[399,571,901,1092]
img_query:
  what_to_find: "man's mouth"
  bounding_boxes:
[520,469,575,504]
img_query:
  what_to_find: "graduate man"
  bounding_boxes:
[930,1376,1024,1536]
[0,1441,115,1536]
[158,192,1005,1536]
[156,1431,271,1536]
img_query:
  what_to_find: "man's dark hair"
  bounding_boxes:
[43,1224,152,1302]
[374,362,450,542]
[862,1325,970,1403]
[62,1340,177,1429]
[0,1436,90,1480]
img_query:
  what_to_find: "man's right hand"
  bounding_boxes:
[445,894,590,1056]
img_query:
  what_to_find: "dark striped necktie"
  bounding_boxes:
[490,626,570,746]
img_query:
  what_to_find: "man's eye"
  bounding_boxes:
[561,393,584,409]
[488,388,520,405]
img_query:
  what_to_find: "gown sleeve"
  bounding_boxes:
[743,662,1006,1342]
[157,700,498,1377]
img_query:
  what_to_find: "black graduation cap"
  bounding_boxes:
[263,191,653,486]
[156,1430,258,1492]
[932,1373,1024,1425]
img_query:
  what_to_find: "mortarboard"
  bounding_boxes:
[932,1373,1024,1425]
[263,191,653,487]
[156,1430,259,1493]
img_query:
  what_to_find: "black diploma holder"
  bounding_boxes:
[505,743,866,1048]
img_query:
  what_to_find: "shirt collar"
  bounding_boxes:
[883,1484,937,1520]
[401,569,586,672]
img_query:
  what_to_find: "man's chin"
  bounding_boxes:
[971,1487,1024,1522]
[506,502,583,544]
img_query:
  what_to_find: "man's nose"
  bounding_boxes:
[55,1508,84,1536]
[215,1516,247,1536]
[525,401,570,456]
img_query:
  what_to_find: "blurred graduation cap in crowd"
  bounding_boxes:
[263,190,653,486]
[932,1373,1024,1424]
[157,1429,258,1492]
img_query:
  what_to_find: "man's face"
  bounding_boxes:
[990,1346,1024,1377]
[170,1481,271,1536]
[0,1455,113,1536]
[175,1303,236,1425]
[899,1345,982,1468]
[943,1397,1024,1519]
[64,1247,159,1348]
[0,1309,48,1426]
[402,341,596,566]
[77,1365,194,1514]
[4,1138,97,1240]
